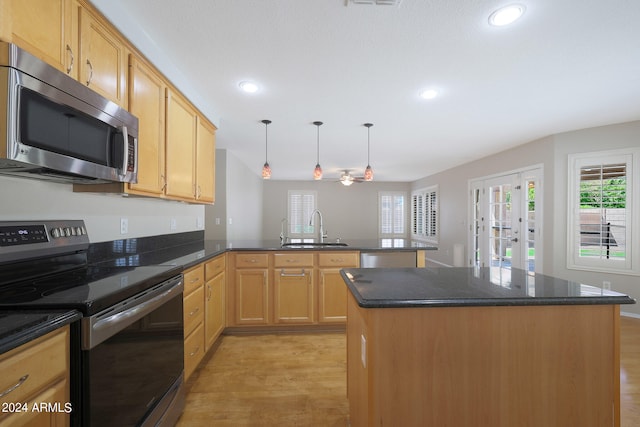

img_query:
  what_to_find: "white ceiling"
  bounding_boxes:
[95,0,640,182]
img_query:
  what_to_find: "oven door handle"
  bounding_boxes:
[82,275,184,350]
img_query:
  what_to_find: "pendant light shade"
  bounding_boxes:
[261,119,272,179]
[313,121,323,180]
[363,123,374,181]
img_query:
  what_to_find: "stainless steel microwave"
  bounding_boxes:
[0,42,138,184]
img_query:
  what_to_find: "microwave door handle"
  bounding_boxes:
[119,126,128,174]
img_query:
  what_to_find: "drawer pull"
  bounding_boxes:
[280,269,306,277]
[189,307,200,317]
[189,346,200,357]
[331,258,344,263]
[0,375,29,398]
[189,277,200,284]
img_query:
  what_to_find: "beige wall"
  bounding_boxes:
[411,120,640,316]
[261,180,411,241]
[0,175,205,243]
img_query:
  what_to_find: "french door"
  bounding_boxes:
[470,167,543,273]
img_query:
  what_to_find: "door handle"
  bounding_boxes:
[511,238,519,242]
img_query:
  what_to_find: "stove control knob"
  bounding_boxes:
[75,227,83,236]
[64,227,72,237]
[51,228,61,238]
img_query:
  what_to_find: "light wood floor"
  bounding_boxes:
[177,317,640,426]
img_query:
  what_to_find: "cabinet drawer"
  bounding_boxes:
[184,286,204,337]
[318,252,359,267]
[235,253,269,268]
[0,327,68,406]
[274,252,314,268]
[184,323,204,381]
[205,255,226,280]
[184,264,205,296]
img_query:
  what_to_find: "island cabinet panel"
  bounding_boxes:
[0,326,70,427]
[347,292,621,427]
[318,252,359,323]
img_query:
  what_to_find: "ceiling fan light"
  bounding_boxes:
[364,165,373,181]
[341,172,354,186]
[341,178,354,186]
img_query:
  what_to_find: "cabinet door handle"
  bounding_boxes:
[189,346,200,357]
[85,59,93,85]
[207,284,212,300]
[280,269,306,277]
[66,44,74,74]
[189,307,200,317]
[0,375,29,398]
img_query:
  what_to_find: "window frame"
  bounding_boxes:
[411,185,439,243]
[287,190,317,240]
[566,148,639,275]
[378,191,407,238]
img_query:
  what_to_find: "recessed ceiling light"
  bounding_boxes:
[488,4,526,27]
[239,81,259,93]
[419,89,439,100]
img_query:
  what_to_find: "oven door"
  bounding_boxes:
[78,275,184,427]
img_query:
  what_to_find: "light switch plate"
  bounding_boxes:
[361,334,367,368]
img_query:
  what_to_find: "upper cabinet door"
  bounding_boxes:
[1,0,76,77]
[165,89,197,201]
[78,5,127,107]
[196,118,216,204]
[128,55,166,196]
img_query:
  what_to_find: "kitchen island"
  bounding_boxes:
[341,267,635,427]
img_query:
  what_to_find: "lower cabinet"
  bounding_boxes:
[183,255,227,380]
[0,326,70,427]
[183,264,205,381]
[204,255,225,352]
[228,251,359,329]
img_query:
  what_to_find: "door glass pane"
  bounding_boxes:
[525,179,536,272]
[489,184,512,269]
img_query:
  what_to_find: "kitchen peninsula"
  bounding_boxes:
[341,267,635,427]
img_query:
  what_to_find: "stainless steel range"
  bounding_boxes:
[0,220,185,426]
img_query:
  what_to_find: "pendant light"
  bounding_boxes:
[363,123,374,181]
[261,119,272,179]
[313,121,323,180]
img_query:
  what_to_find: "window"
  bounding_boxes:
[379,192,406,237]
[567,149,638,275]
[411,186,438,242]
[288,190,317,238]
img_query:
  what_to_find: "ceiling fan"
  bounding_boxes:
[338,170,366,186]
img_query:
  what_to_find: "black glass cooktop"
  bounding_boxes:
[0,263,181,315]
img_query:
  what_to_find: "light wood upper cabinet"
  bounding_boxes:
[78,5,127,107]
[0,0,77,78]
[127,54,166,196]
[165,89,197,201]
[196,117,216,204]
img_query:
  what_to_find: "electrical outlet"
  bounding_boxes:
[602,281,611,290]
[228,217,233,225]
[196,217,204,229]
[361,334,367,368]
[170,218,177,230]
[120,218,128,234]
[215,218,221,225]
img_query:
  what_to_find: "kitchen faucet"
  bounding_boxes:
[308,209,327,243]
[280,218,288,245]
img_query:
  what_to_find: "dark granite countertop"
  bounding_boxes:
[90,234,436,270]
[341,267,635,308]
[0,310,81,354]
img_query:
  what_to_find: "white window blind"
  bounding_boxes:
[568,149,638,275]
[379,192,406,237]
[288,190,317,237]
[411,186,438,241]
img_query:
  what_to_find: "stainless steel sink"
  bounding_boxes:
[281,242,349,248]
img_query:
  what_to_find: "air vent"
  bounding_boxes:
[347,0,402,6]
